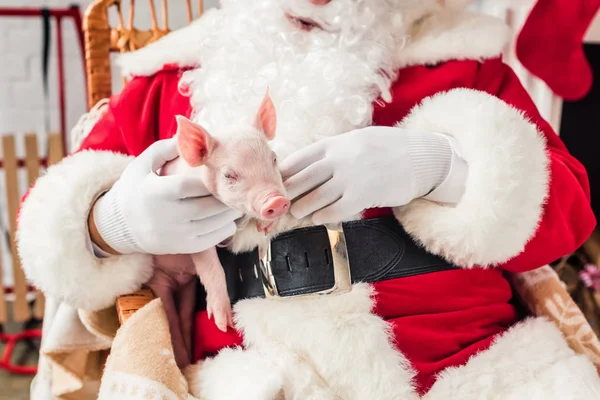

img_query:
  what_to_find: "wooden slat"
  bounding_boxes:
[185,0,192,23]
[128,0,135,29]
[24,134,40,185]
[3,135,31,322]
[33,291,45,320]
[115,287,154,324]
[24,134,46,319]
[116,1,125,29]
[149,0,159,29]
[0,172,6,324]
[161,0,168,30]
[44,133,64,318]
[0,255,6,323]
[47,133,65,165]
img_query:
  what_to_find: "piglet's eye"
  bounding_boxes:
[224,172,238,181]
[273,157,277,165]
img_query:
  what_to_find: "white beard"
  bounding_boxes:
[178,0,433,251]
[179,0,421,160]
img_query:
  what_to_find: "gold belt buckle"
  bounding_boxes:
[259,227,353,298]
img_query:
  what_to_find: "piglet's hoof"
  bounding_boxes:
[207,297,234,332]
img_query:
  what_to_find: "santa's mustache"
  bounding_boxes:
[280,0,386,33]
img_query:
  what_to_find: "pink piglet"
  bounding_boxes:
[153,90,290,336]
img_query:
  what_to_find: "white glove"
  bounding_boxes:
[280,126,468,225]
[92,138,242,255]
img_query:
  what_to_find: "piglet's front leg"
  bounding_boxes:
[191,247,233,332]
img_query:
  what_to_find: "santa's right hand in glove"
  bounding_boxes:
[90,137,242,256]
[88,138,242,368]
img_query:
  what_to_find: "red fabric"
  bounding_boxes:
[20,58,596,395]
[194,310,244,356]
[516,0,600,101]
[78,66,194,154]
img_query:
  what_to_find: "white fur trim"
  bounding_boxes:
[397,11,510,68]
[424,317,600,400]
[17,151,153,311]
[117,16,209,79]
[444,0,473,9]
[221,284,418,400]
[395,89,549,267]
[199,344,352,400]
[70,98,109,151]
[190,348,286,400]
[117,8,508,79]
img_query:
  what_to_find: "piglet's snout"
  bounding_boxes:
[261,196,290,219]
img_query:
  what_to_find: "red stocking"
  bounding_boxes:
[516,0,600,101]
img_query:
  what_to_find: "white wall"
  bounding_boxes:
[0,0,218,138]
[585,9,600,43]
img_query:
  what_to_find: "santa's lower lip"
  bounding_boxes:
[285,12,323,32]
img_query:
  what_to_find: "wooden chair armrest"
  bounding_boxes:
[115,288,155,324]
[509,266,600,374]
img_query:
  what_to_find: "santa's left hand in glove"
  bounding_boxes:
[281,126,469,225]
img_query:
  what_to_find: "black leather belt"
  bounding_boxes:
[196,216,458,309]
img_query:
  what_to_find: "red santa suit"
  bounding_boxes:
[16,1,600,399]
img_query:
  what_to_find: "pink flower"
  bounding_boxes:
[580,264,600,292]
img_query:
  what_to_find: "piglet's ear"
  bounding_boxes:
[175,115,214,167]
[254,89,277,141]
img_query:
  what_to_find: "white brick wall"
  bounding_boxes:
[0,0,218,140]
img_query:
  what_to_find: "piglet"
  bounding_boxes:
[151,91,289,349]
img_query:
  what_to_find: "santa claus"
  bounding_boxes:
[16,0,600,398]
